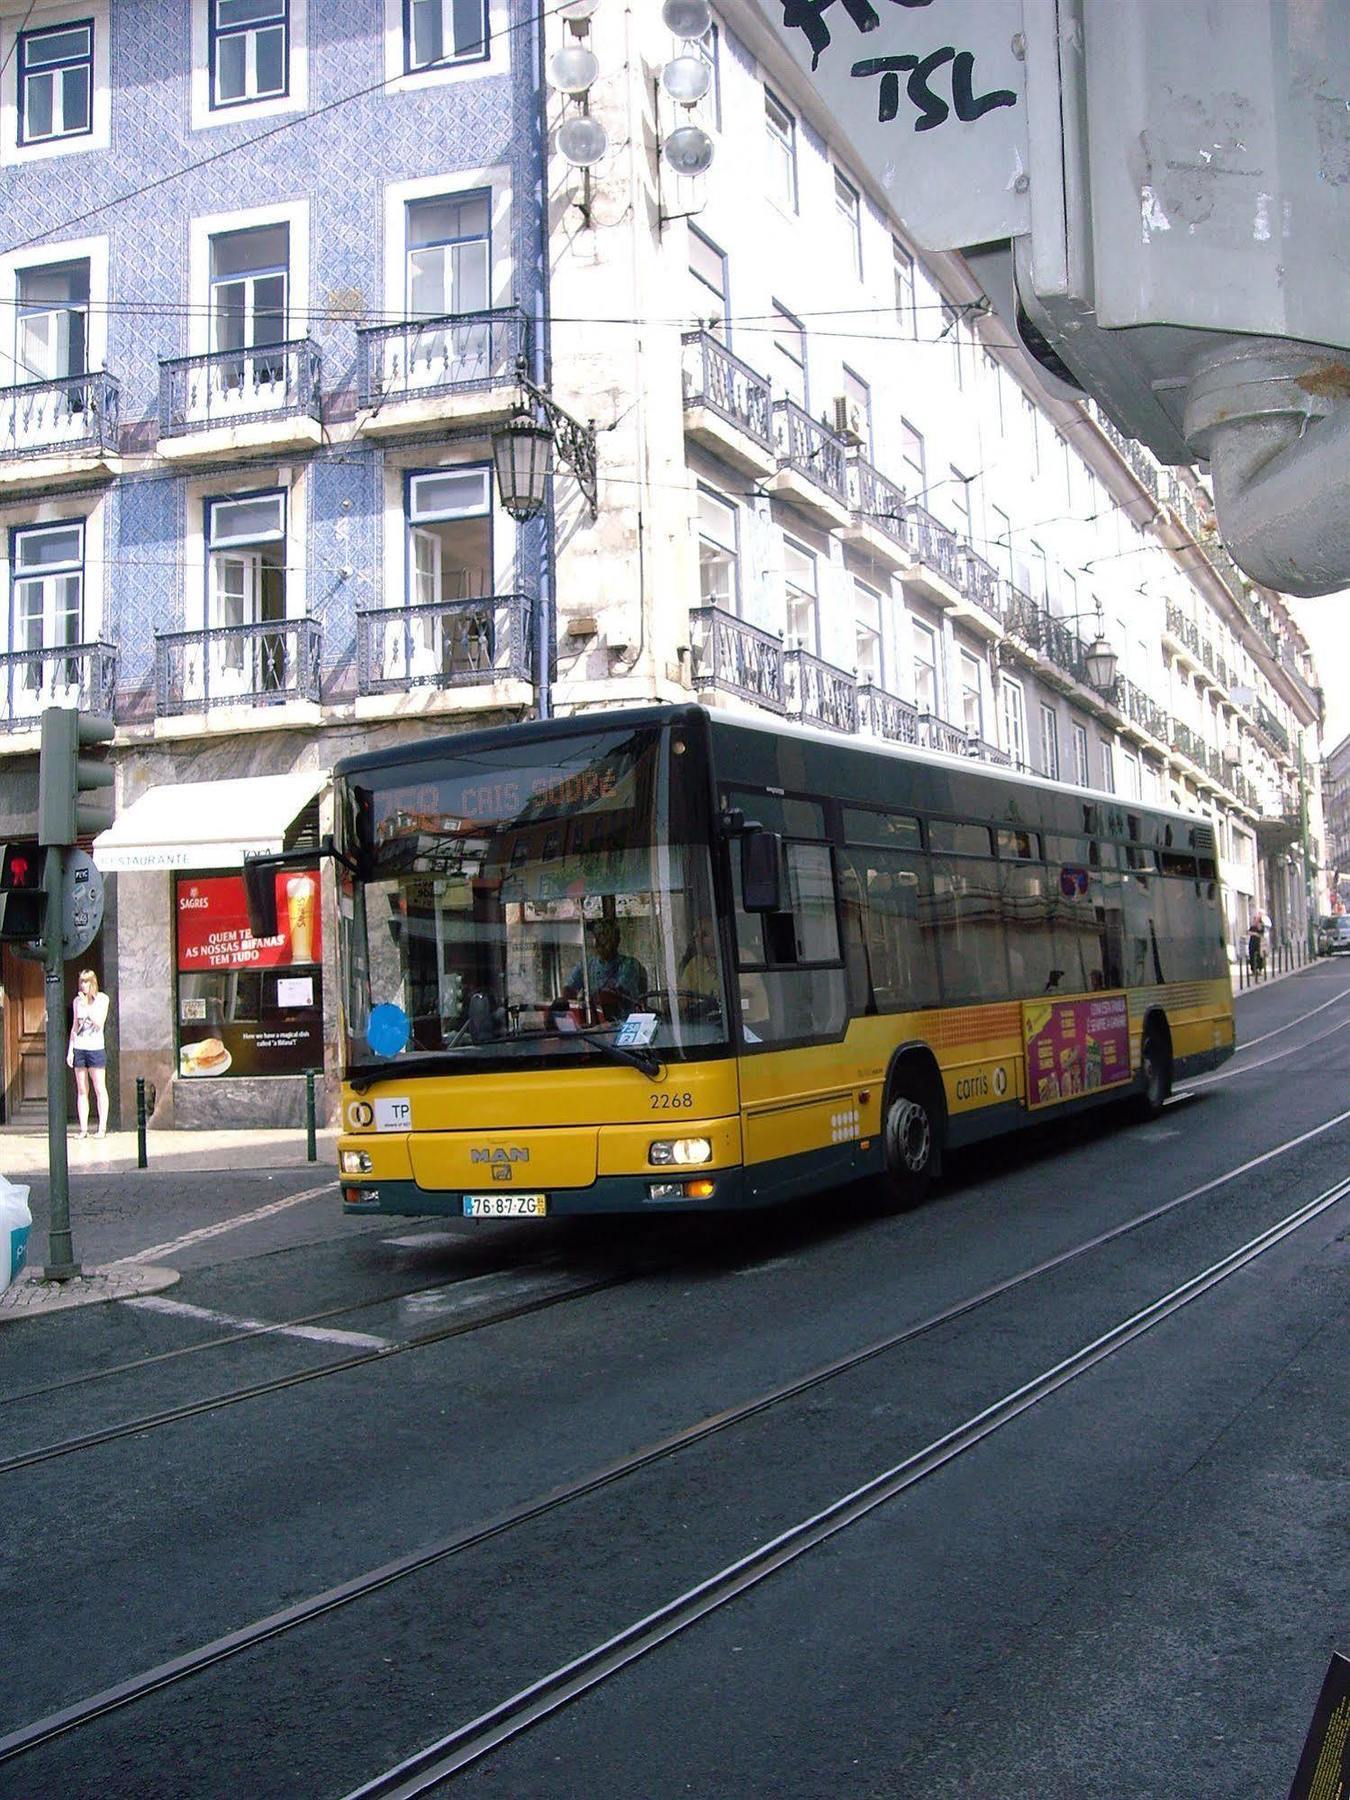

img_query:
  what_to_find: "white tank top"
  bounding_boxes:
[72,993,107,1053]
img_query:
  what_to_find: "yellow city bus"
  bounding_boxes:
[323,704,1234,1217]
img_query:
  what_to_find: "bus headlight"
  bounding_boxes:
[649,1137,712,1167]
[341,1149,374,1175]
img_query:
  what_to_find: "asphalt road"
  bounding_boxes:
[1,963,1347,1799]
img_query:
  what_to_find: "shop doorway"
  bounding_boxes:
[1,944,101,1127]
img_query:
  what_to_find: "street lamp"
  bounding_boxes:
[1082,628,1119,692]
[490,358,597,525]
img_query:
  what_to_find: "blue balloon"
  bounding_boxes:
[367,1003,410,1058]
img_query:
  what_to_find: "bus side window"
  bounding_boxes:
[837,857,875,1016]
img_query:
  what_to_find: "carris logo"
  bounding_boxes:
[470,1147,529,1165]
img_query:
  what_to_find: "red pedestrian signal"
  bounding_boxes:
[0,841,45,942]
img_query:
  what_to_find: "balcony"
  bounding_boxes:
[689,606,786,714]
[1170,721,1207,770]
[357,308,528,437]
[1254,697,1292,757]
[784,645,857,733]
[0,372,121,488]
[896,505,966,607]
[0,641,117,732]
[952,546,1005,638]
[1118,678,1169,748]
[680,332,776,477]
[356,595,534,701]
[918,710,972,757]
[156,618,321,717]
[1164,601,1202,669]
[1003,589,1089,690]
[841,457,909,568]
[158,339,322,460]
[765,399,851,528]
[857,680,918,745]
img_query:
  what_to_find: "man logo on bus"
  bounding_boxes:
[470,1147,530,1164]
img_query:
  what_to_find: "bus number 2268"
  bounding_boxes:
[651,1092,694,1109]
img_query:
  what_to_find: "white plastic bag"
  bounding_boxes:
[0,1174,32,1293]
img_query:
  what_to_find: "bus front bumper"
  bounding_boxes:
[341,1167,749,1217]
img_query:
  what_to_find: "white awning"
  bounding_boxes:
[93,771,326,873]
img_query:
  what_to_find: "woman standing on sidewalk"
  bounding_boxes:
[66,969,110,1138]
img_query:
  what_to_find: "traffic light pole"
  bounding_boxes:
[42,844,78,1280]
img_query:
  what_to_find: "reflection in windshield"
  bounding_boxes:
[340,727,727,1066]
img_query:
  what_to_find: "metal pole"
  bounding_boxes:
[306,1069,317,1163]
[136,1076,148,1170]
[42,845,78,1280]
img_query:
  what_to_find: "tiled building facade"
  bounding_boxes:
[0,0,1325,1130]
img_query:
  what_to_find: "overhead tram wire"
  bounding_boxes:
[3,1109,1349,1770]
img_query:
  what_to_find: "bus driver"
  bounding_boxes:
[562,919,649,1022]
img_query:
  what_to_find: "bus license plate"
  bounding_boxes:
[463,1195,548,1218]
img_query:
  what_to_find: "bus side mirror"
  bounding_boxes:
[741,830,783,914]
[243,855,280,939]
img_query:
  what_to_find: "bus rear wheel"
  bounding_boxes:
[1135,1021,1172,1120]
[880,1074,941,1211]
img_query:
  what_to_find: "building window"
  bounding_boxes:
[834,171,863,278]
[689,226,729,338]
[1072,722,1089,787]
[854,578,883,685]
[913,619,939,714]
[764,89,798,211]
[948,467,971,537]
[783,538,817,653]
[18,22,93,145]
[405,0,488,72]
[15,259,89,382]
[1100,738,1116,793]
[11,521,84,697]
[984,353,1005,433]
[1040,703,1060,780]
[893,239,915,334]
[690,21,721,131]
[406,191,490,319]
[1122,749,1141,800]
[901,420,925,495]
[842,366,871,454]
[205,489,288,695]
[940,301,965,387]
[210,0,288,109]
[210,223,289,388]
[400,466,494,678]
[1001,676,1027,767]
[697,485,739,612]
[771,301,807,408]
[989,503,1012,580]
[959,649,983,738]
[1022,393,1041,476]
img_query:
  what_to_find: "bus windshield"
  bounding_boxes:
[338,721,728,1072]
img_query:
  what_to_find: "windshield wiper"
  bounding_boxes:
[508,1024,663,1080]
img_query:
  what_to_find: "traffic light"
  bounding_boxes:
[0,842,44,941]
[38,707,114,847]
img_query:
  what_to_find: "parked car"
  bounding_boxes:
[1326,916,1350,955]
[1317,915,1339,955]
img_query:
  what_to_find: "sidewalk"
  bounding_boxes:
[1231,955,1317,998]
[0,1126,339,1179]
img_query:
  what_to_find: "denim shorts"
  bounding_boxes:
[73,1049,106,1071]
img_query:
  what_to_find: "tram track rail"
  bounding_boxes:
[344,1168,1350,1798]
[3,1103,1347,1773]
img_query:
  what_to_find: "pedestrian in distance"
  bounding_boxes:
[66,969,110,1137]
[1247,908,1267,977]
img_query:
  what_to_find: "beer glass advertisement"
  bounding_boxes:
[175,869,323,1078]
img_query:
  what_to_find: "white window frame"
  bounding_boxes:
[188,201,309,359]
[1100,738,1116,793]
[210,0,288,110]
[853,577,883,686]
[1001,675,1027,768]
[892,239,915,334]
[1040,703,1060,781]
[959,649,983,738]
[383,167,512,332]
[0,234,107,392]
[770,301,807,409]
[384,0,507,91]
[834,169,863,279]
[764,88,798,213]
[191,0,307,131]
[842,366,871,455]
[403,0,489,76]
[689,226,730,338]
[1,0,110,164]
[912,618,939,714]
[1072,722,1090,788]
[783,537,818,654]
[901,420,925,494]
[697,484,739,613]
[0,492,105,718]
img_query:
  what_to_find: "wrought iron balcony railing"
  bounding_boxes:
[357,594,534,695]
[1172,721,1206,766]
[680,331,773,448]
[0,371,120,460]
[1255,697,1292,757]
[783,645,857,734]
[1004,588,1087,685]
[846,457,907,546]
[901,504,965,590]
[1121,679,1169,743]
[968,737,1013,767]
[956,546,1004,622]
[0,641,117,729]
[689,605,786,713]
[917,710,970,757]
[159,338,322,436]
[156,617,322,714]
[357,307,529,407]
[771,399,849,503]
[857,680,918,745]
